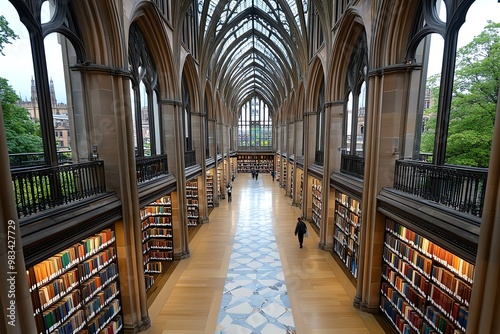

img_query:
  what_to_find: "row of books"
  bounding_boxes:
[382,281,426,317]
[145,251,173,261]
[141,206,172,218]
[145,261,162,273]
[335,216,359,238]
[31,233,116,290]
[145,275,155,292]
[335,192,361,214]
[333,240,358,277]
[385,233,433,278]
[380,296,418,334]
[85,282,119,322]
[37,268,79,311]
[82,269,118,303]
[79,248,116,282]
[386,219,475,282]
[428,284,468,330]
[150,196,171,205]
[335,206,360,227]
[383,257,429,298]
[53,309,85,334]
[142,215,172,229]
[97,315,122,334]
[43,290,81,331]
[143,228,173,238]
[425,305,465,334]
[431,266,472,305]
[381,289,421,333]
[384,246,432,285]
[86,300,120,334]
[186,181,197,188]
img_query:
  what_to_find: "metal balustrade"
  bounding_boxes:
[12,161,106,218]
[394,160,487,217]
[340,154,365,179]
[136,154,169,183]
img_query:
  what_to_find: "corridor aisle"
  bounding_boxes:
[146,173,385,334]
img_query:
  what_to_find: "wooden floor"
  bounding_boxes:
[145,173,386,334]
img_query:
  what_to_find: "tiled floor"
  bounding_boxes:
[146,173,385,334]
[215,179,295,333]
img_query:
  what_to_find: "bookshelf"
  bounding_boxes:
[206,171,214,208]
[380,218,473,334]
[289,163,294,198]
[333,190,361,278]
[236,155,274,173]
[276,158,281,182]
[27,227,123,334]
[186,179,199,226]
[299,173,303,209]
[311,178,322,229]
[281,161,287,188]
[140,195,174,292]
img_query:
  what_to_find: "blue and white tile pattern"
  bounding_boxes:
[215,180,295,334]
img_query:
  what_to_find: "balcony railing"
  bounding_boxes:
[340,154,365,179]
[185,150,196,167]
[12,161,106,218]
[9,151,72,169]
[394,160,487,217]
[136,154,168,183]
[314,150,324,166]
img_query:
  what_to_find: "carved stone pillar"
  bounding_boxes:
[0,100,37,334]
[466,87,500,333]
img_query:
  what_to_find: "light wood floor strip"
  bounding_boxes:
[146,174,386,334]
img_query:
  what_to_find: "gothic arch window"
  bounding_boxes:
[182,76,193,152]
[315,80,325,165]
[129,23,163,157]
[343,35,367,157]
[2,1,84,166]
[238,96,272,148]
[408,0,499,167]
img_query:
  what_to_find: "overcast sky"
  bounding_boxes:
[1,0,499,105]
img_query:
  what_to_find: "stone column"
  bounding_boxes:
[0,100,37,334]
[75,65,150,332]
[162,99,189,260]
[466,87,500,333]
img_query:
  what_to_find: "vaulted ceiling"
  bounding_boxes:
[197,0,308,114]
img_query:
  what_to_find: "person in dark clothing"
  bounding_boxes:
[294,217,307,248]
[227,184,232,202]
[271,170,275,181]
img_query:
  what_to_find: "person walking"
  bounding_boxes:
[271,170,275,181]
[226,184,232,202]
[294,217,307,248]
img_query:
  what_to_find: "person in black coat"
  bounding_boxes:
[294,217,307,248]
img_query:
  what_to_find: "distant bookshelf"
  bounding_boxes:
[380,218,473,334]
[333,190,361,278]
[140,195,174,293]
[207,172,214,208]
[186,179,199,226]
[237,154,274,173]
[27,227,123,334]
[311,178,322,229]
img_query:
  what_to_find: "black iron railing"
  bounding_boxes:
[340,154,365,179]
[9,151,72,169]
[136,154,169,183]
[12,161,106,218]
[394,160,487,217]
[314,150,324,166]
[185,150,196,167]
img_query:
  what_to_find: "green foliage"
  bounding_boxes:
[1,77,43,153]
[421,21,499,167]
[0,15,18,56]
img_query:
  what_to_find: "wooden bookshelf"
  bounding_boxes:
[289,162,294,198]
[27,227,123,334]
[380,218,473,334]
[276,158,281,182]
[237,155,274,173]
[281,161,287,188]
[333,190,361,278]
[186,180,199,226]
[140,195,174,293]
[206,172,214,208]
[299,173,303,209]
[311,178,322,229]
